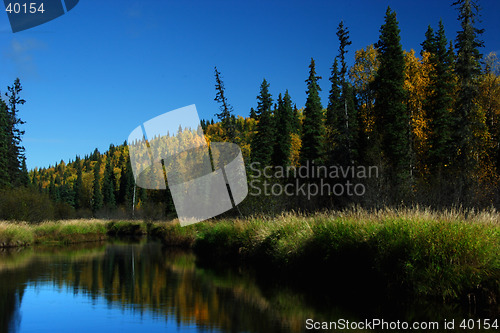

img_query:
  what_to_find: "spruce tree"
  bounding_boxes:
[373,7,411,200]
[0,99,10,188]
[292,104,301,135]
[272,91,293,166]
[214,66,236,141]
[5,78,26,187]
[92,161,103,214]
[20,156,29,187]
[337,21,358,163]
[249,107,257,119]
[118,152,135,208]
[326,58,341,163]
[250,79,274,166]
[73,157,83,209]
[451,0,487,202]
[421,25,436,55]
[425,21,456,177]
[300,58,325,164]
[102,155,116,208]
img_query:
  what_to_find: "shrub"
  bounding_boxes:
[0,187,54,223]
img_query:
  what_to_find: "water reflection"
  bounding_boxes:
[0,241,497,333]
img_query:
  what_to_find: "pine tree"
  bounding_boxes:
[300,58,325,164]
[451,0,488,202]
[272,91,293,166]
[373,7,411,200]
[92,161,103,214]
[214,66,236,141]
[250,79,274,166]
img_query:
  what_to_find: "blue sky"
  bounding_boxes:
[0,0,499,170]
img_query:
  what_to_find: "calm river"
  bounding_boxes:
[0,241,496,333]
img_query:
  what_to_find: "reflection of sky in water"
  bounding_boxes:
[18,283,214,333]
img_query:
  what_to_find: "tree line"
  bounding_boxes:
[2,0,500,221]
[211,0,500,208]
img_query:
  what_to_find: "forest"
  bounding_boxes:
[1,0,500,222]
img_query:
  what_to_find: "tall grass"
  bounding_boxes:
[0,219,140,246]
[158,208,500,302]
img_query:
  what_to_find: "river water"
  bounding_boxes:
[0,241,496,333]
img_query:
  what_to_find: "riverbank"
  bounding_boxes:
[0,219,146,247]
[1,209,499,305]
[151,209,500,305]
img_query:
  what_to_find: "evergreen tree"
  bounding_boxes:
[326,58,342,163]
[102,155,116,208]
[300,58,325,164]
[4,78,26,187]
[272,91,293,166]
[338,21,358,163]
[118,152,135,208]
[249,107,257,119]
[92,161,103,214]
[373,7,411,200]
[451,0,487,202]
[214,66,236,141]
[425,20,456,177]
[0,100,10,188]
[20,156,29,187]
[73,157,83,209]
[292,104,301,135]
[421,25,436,55]
[251,79,274,166]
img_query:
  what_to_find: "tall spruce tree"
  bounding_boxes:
[300,58,325,164]
[425,21,456,178]
[251,79,274,166]
[334,21,358,164]
[214,66,236,141]
[5,78,26,187]
[451,0,487,202]
[373,7,411,200]
[326,58,341,163]
[272,91,293,166]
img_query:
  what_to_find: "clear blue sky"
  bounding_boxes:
[0,0,499,170]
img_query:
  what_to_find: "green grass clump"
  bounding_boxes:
[0,222,34,245]
[1,219,111,246]
[106,221,146,236]
[34,220,108,244]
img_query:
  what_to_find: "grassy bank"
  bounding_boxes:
[152,208,500,303]
[0,219,146,247]
[2,209,499,303]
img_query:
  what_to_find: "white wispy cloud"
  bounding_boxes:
[4,38,47,78]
